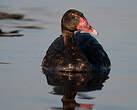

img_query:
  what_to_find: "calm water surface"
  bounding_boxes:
[0,0,137,110]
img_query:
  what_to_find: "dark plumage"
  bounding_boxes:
[42,9,111,75]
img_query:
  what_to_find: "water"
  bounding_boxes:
[0,0,137,110]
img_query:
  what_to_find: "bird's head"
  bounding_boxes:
[61,9,98,36]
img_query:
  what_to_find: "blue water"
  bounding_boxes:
[0,0,137,110]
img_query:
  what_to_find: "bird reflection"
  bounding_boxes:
[42,67,109,110]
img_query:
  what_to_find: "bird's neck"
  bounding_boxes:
[62,30,76,49]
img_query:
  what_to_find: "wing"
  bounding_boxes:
[74,32,111,75]
[42,36,65,68]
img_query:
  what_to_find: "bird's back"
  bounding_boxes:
[74,32,111,75]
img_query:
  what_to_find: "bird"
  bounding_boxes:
[42,9,111,76]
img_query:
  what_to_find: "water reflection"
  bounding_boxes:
[51,103,94,110]
[0,62,11,64]
[42,67,109,110]
[0,11,24,20]
[0,11,44,37]
[15,25,44,29]
[0,29,24,37]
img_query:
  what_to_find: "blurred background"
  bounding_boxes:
[0,0,137,110]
